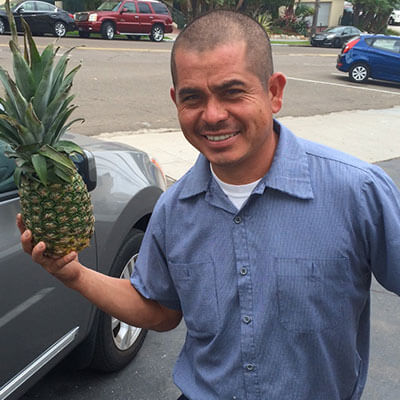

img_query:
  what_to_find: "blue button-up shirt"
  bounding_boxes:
[131,121,400,400]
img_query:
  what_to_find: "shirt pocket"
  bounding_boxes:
[169,260,220,338]
[275,257,349,333]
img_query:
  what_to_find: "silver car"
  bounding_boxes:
[0,133,167,400]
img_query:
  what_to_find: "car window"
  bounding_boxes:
[151,3,169,14]
[138,2,151,13]
[123,2,136,12]
[343,28,351,34]
[36,2,56,12]
[97,1,121,11]
[18,1,36,12]
[351,28,359,34]
[372,38,400,53]
[0,141,16,194]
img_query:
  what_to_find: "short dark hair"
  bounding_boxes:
[171,10,274,88]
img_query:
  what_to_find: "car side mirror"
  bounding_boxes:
[72,150,97,192]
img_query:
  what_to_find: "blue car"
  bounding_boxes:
[336,34,400,83]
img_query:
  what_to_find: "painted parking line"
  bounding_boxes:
[287,76,400,96]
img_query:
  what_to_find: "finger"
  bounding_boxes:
[16,213,26,234]
[31,241,47,264]
[21,229,34,254]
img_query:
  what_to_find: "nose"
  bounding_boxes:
[202,96,228,126]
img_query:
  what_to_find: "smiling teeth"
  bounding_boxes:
[206,132,238,142]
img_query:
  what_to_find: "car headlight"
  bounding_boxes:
[88,13,98,22]
[326,34,335,39]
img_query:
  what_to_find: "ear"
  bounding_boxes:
[170,87,177,105]
[268,73,286,114]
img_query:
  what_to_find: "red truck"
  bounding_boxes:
[74,0,173,41]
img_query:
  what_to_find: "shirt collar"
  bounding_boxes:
[179,120,314,200]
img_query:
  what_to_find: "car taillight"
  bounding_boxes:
[342,38,360,54]
[69,13,74,19]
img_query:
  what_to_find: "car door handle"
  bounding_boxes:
[135,15,139,18]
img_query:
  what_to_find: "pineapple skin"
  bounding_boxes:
[19,172,95,257]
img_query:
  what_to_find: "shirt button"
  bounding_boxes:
[233,216,242,224]
[240,267,248,276]
[243,316,252,324]
[246,363,255,371]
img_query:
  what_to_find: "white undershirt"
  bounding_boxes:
[210,165,261,210]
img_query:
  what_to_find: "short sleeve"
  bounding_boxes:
[359,165,400,295]
[130,202,181,311]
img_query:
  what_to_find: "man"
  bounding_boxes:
[19,10,400,400]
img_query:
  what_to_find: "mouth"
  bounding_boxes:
[204,131,239,142]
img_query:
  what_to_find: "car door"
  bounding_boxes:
[0,145,96,397]
[368,38,400,82]
[34,1,57,34]
[13,1,37,34]
[136,1,153,34]
[117,1,140,34]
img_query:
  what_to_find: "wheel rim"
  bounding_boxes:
[106,25,114,39]
[55,22,66,37]
[352,65,367,81]
[111,253,142,351]
[152,26,163,41]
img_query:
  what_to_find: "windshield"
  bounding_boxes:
[0,1,20,11]
[97,1,121,11]
[325,27,344,33]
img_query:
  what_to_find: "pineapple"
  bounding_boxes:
[0,1,94,257]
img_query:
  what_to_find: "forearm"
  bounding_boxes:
[70,264,182,331]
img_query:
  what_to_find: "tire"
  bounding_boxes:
[333,38,341,48]
[79,31,90,38]
[389,17,394,25]
[101,21,115,40]
[349,63,369,83]
[89,228,147,372]
[150,24,164,42]
[54,21,67,37]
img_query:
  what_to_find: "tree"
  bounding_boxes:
[351,0,398,33]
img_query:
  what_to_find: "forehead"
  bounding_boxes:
[173,41,254,87]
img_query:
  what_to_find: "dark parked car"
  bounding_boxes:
[74,0,173,41]
[311,25,362,48]
[0,0,75,37]
[336,34,400,83]
[0,134,167,400]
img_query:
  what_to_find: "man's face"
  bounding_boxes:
[170,41,286,184]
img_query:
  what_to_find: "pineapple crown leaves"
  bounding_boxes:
[0,1,85,187]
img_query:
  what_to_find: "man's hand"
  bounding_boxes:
[17,213,82,288]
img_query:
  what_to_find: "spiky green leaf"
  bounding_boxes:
[5,0,18,47]
[31,153,48,185]
[9,40,35,100]
[38,144,76,172]
[14,166,22,187]
[24,102,44,142]
[54,165,74,183]
[55,140,84,155]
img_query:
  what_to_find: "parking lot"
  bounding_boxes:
[0,33,399,399]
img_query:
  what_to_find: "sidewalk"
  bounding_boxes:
[94,106,400,181]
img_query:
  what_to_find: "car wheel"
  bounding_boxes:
[89,228,147,372]
[150,24,164,42]
[389,17,394,25]
[349,63,369,83]
[101,22,115,40]
[0,18,5,35]
[54,21,67,37]
[333,38,341,48]
[79,31,90,38]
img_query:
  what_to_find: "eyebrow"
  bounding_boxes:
[177,79,246,99]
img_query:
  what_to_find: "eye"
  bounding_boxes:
[224,88,244,97]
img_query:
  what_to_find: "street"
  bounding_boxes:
[0,34,399,399]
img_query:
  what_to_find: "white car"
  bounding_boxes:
[389,9,400,25]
